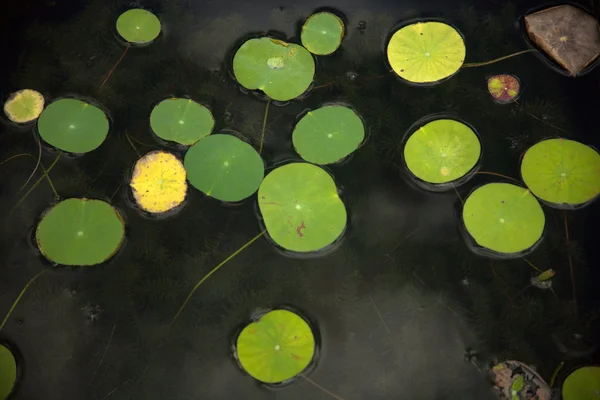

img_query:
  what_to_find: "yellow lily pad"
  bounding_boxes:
[130,151,187,214]
[3,89,45,124]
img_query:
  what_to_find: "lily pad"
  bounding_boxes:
[562,366,600,400]
[387,21,466,84]
[236,309,315,384]
[462,183,545,255]
[404,119,481,185]
[150,98,214,145]
[184,134,264,202]
[258,163,346,252]
[130,151,187,214]
[525,5,600,76]
[233,37,315,101]
[487,74,520,103]
[3,89,44,124]
[301,12,344,55]
[36,198,125,266]
[37,98,109,153]
[0,344,17,400]
[520,138,600,207]
[116,9,161,45]
[292,105,364,164]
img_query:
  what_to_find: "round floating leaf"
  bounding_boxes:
[184,134,264,202]
[130,151,187,214]
[37,98,109,153]
[301,12,344,55]
[404,119,480,184]
[521,138,600,207]
[463,183,545,255]
[562,366,600,400]
[150,98,214,145]
[233,38,315,101]
[116,9,161,44]
[487,74,520,103]
[387,21,466,84]
[236,309,315,384]
[36,199,125,266]
[292,105,364,164]
[0,344,17,400]
[3,89,44,124]
[258,163,346,252]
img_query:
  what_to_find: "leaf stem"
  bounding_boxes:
[0,269,48,331]
[99,44,130,91]
[520,257,543,272]
[563,211,577,310]
[474,171,520,183]
[299,374,347,400]
[462,49,535,68]
[1,152,57,196]
[259,99,271,154]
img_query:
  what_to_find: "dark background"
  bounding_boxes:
[1,0,600,399]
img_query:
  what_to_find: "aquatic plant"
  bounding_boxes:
[149,98,214,145]
[0,343,17,399]
[301,12,345,56]
[487,74,520,104]
[3,89,44,124]
[561,366,600,400]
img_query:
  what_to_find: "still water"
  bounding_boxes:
[1,0,599,399]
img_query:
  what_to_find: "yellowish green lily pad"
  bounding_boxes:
[150,98,214,145]
[116,9,161,44]
[0,344,17,400]
[233,38,315,101]
[404,119,480,185]
[562,366,600,400]
[463,183,545,255]
[292,105,364,165]
[184,134,264,202]
[236,309,315,384]
[258,163,346,253]
[301,12,345,55]
[3,89,44,124]
[387,21,466,84]
[36,198,125,266]
[521,138,600,207]
[37,98,109,153]
[130,151,187,214]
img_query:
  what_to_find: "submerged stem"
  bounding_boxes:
[20,135,42,192]
[300,374,347,400]
[520,257,543,272]
[0,269,48,331]
[125,132,141,157]
[259,99,271,154]
[474,171,520,183]
[563,211,577,310]
[462,49,535,68]
[99,44,131,91]
[169,230,265,327]
[1,153,57,196]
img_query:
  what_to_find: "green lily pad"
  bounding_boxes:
[404,119,480,185]
[3,89,44,124]
[184,134,264,202]
[116,9,161,44]
[301,12,345,55]
[292,105,364,165]
[236,309,315,384]
[462,183,545,255]
[37,98,109,153]
[258,163,346,252]
[233,38,315,101]
[36,198,125,266]
[0,344,17,400]
[521,138,600,207]
[562,366,600,400]
[387,21,466,84]
[150,98,214,145]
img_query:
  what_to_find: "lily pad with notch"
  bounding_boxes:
[233,37,315,101]
[462,183,545,257]
[184,134,264,202]
[487,74,520,104]
[520,138,600,208]
[403,118,481,188]
[0,344,17,400]
[37,98,109,153]
[235,309,315,384]
[150,98,214,145]
[258,162,346,253]
[292,105,364,165]
[130,151,187,214]
[301,12,345,55]
[116,9,161,45]
[36,198,125,266]
[3,89,44,124]
[387,21,466,85]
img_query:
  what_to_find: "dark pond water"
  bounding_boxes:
[1,0,600,399]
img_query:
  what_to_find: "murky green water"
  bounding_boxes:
[1,0,599,399]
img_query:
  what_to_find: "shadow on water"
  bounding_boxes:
[1,0,599,399]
